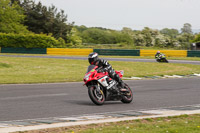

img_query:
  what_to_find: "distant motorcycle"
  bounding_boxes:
[156,54,169,63]
[83,65,133,105]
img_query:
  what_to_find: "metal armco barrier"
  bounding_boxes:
[1,47,46,54]
[94,49,140,56]
[47,48,93,55]
[187,51,200,57]
[140,50,187,57]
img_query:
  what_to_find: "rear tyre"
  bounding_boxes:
[121,84,133,103]
[88,86,105,105]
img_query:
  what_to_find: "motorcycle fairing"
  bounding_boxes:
[97,76,109,87]
[84,65,124,85]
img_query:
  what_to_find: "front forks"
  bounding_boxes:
[96,83,101,92]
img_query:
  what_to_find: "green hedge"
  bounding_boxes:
[0,33,63,48]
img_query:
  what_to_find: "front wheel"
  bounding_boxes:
[121,84,133,103]
[88,86,105,105]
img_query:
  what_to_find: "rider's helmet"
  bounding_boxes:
[88,52,99,65]
[157,51,160,54]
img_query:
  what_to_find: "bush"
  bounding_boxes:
[0,33,65,48]
[192,34,200,43]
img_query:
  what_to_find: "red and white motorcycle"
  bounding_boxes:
[83,65,133,105]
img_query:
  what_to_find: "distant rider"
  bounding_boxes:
[155,51,162,61]
[88,52,125,89]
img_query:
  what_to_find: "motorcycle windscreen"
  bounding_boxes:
[86,65,96,73]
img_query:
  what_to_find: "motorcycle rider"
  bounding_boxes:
[88,52,125,90]
[155,51,162,61]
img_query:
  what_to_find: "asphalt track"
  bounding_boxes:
[1,54,200,65]
[0,55,200,122]
[0,77,200,121]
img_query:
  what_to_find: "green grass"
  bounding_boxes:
[0,57,88,84]
[1,56,200,84]
[0,62,11,68]
[17,114,200,133]
[77,114,200,133]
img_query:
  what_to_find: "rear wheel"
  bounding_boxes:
[121,84,133,103]
[88,86,105,105]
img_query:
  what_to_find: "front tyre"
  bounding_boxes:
[156,59,160,62]
[121,84,133,103]
[88,86,105,105]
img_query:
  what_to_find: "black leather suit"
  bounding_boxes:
[94,59,123,84]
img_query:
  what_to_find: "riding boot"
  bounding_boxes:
[118,80,127,92]
[119,81,125,88]
[115,74,125,88]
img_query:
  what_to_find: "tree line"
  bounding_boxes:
[0,0,199,49]
[73,23,197,49]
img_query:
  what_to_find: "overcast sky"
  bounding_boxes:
[35,0,200,30]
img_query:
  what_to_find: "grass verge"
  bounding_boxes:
[15,114,200,133]
[1,56,200,84]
